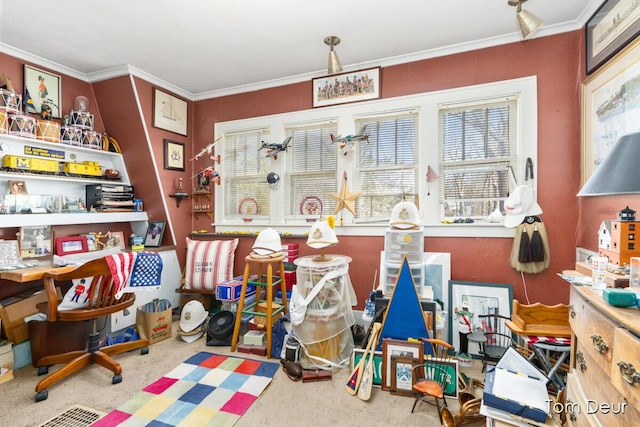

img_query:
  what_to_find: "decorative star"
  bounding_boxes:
[329,172,361,217]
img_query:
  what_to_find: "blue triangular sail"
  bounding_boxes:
[377,256,430,350]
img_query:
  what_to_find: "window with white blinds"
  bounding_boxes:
[223,129,270,219]
[286,123,337,218]
[439,97,517,220]
[213,76,536,237]
[356,112,418,220]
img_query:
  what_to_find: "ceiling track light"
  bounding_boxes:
[324,35,343,75]
[508,0,543,39]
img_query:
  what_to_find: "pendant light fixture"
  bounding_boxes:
[325,36,343,75]
[508,0,543,39]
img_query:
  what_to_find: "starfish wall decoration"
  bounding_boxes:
[329,171,361,218]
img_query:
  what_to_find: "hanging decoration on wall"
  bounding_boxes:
[426,165,438,196]
[329,171,362,225]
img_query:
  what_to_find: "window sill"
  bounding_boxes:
[212,222,515,239]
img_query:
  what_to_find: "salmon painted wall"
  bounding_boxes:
[192,31,585,309]
[3,30,634,310]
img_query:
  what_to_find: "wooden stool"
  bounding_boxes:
[231,254,288,358]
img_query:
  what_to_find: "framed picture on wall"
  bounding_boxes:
[164,139,185,171]
[312,67,381,108]
[24,65,61,119]
[586,0,640,74]
[582,37,640,185]
[153,88,188,136]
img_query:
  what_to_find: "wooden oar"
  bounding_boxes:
[357,323,381,401]
[345,322,381,396]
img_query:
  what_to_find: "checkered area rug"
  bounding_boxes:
[93,352,279,427]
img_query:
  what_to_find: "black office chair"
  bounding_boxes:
[477,314,516,372]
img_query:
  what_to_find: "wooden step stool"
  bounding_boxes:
[231,253,288,358]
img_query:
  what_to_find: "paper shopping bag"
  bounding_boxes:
[136,299,172,344]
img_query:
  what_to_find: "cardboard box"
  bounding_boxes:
[244,330,265,345]
[0,288,62,344]
[216,275,256,302]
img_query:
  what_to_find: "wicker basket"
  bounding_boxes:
[253,302,283,327]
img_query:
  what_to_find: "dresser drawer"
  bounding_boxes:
[611,328,640,414]
[565,373,602,427]
[570,287,614,374]
[573,339,632,427]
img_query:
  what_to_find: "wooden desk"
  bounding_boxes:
[0,262,74,283]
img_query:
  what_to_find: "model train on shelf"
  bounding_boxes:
[1,154,120,180]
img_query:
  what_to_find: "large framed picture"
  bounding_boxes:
[19,225,52,258]
[586,0,640,74]
[448,281,513,359]
[24,65,61,119]
[144,220,166,247]
[381,338,424,391]
[582,37,640,185]
[153,88,188,136]
[312,67,380,108]
[164,139,185,171]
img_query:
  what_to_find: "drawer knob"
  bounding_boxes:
[576,351,587,372]
[591,334,609,353]
[618,361,640,385]
[569,305,575,318]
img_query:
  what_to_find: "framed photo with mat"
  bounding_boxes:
[381,338,424,391]
[19,225,52,258]
[144,221,166,247]
[390,355,419,397]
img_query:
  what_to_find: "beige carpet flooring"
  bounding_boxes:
[0,319,486,427]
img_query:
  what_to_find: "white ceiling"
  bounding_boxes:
[0,0,601,101]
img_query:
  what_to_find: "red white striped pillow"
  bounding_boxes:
[184,238,238,291]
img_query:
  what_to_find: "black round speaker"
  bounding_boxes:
[207,311,235,340]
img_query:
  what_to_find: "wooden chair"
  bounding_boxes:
[477,314,516,372]
[411,338,455,424]
[33,257,149,402]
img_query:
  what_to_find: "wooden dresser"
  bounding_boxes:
[567,285,640,426]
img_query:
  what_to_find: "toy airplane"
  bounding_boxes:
[330,125,369,155]
[192,166,221,185]
[259,136,292,159]
[190,136,222,161]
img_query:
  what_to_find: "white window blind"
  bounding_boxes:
[439,97,517,220]
[356,112,418,220]
[287,123,337,217]
[224,130,269,218]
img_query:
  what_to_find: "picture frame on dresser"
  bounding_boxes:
[19,225,52,258]
[448,281,513,359]
[586,0,640,75]
[582,37,640,185]
[24,64,61,119]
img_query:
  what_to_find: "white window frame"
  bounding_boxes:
[214,76,537,238]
